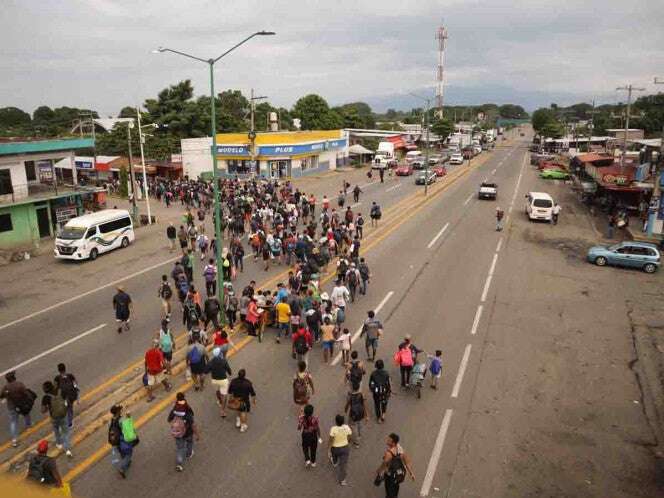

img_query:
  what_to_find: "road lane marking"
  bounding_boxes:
[470,305,483,335]
[386,184,401,192]
[426,222,450,249]
[420,408,453,497]
[488,253,498,276]
[491,168,496,174]
[0,324,106,377]
[351,202,362,208]
[496,238,503,253]
[463,193,473,206]
[480,274,493,303]
[63,335,253,483]
[330,291,394,366]
[451,344,472,398]
[0,257,179,332]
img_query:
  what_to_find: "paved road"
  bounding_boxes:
[6,131,658,497]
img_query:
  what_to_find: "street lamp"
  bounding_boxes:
[409,92,433,195]
[154,30,276,319]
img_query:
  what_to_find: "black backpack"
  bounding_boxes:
[294,334,308,355]
[185,302,199,324]
[347,270,358,287]
[348,361,363,385]
[57,374,78,401]
[108,419,122,446]
[27,454,54,485]
[161,282,173,300]
[387,450,407,483]
[359,263,369,280]
[348,392,365,422]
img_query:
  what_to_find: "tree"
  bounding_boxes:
[0,107,31,128]
[118,166,128,198]
[333,102,375,129]
[292,94,341,130]
[217,89,249,132]
[498,104,528,119]
[541,120,564,139]
[385,109,398,120]
[118,106,138,119]
[531,108,557,134]
[431,118,453,140]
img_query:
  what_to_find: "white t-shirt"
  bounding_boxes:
[330,286,349,308]
[336,332,352,351]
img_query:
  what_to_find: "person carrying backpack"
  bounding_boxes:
[145,339,173,402]
[54,363,78,429]
[375,433,415,498]
[345,263,361,302]
[26,440,63,489]
[293,361,315,408]
[292,327,313,366]
[344,381,368,448]
[1,371,36,447]
[297,404,321,468]
[109,404,133,478]
[158,320,176,374]
[41,381,72,458]
[183,295,201,332]
[186,336,208,391]
[158,275,173,320]
[369,360,391,423]
[370,201,382,227]
[358,257,371,295]
[355,213,365,239]
[345,351,366,389]
[167,393,200,472]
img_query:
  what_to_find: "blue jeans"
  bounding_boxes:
[360,279,367,295]
[175,436,194,466]
[111,446,132,473]
[8,408,31,440]
[51,417,71,450]
[277,322,289,339]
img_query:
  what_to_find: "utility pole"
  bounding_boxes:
[126,122,138,222]
[616,84,645,173]
[79,112,98,182]
[647,77,664,236]
[136,107,153,225]
[586,99,597,153]
[249,89,267,177]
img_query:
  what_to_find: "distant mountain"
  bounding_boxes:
[361,85,613,113]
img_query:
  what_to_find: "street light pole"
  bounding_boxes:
[126,122,138,221]
[616,84,645,174]
[647,77,664,236]
[154,31,275,319]
[136,107,153,225]
[409,92,433,195]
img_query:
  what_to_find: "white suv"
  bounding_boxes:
[449,153,464,165]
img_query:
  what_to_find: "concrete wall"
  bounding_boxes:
[181,137,212,179]
[0,203,40,250]
[0,161,28,203]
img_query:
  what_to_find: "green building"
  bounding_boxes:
[0,138,105,252]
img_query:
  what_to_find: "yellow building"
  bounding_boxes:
[214,130,349,178]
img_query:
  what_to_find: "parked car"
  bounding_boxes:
[415,170,436,185]
[449,153,464,165]
[478,182,497,200]
[525,192,554,222]
[411,160,425,170]
[540,169,570,180]
[433,166,447,177]
[472,144,482,155]
[587,241,660,273]
[395,164,413,176]
[428,156,440,165]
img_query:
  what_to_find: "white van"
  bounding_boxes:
[54,209,135,260]
[405,151,423,163]
[525,192,554,222]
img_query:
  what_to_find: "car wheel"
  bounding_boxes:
[594,256,607,267]
[89,248,98,261]
[643,263,657,274]
[121,237,129,248]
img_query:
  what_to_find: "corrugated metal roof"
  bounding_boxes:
[0,138,94,156]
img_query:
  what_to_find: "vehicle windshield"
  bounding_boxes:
[608,244,622,251]
[481,183,496,188]
[533,199,553,208]
[58,226,87,240]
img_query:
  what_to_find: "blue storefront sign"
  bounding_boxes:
[259,139,347,156]
[75,160,94,169]
[216,145,250,156]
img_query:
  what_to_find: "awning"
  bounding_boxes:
[348,144,374,155]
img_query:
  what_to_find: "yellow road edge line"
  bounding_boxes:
[62,335,253,483]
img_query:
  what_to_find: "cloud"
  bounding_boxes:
[1,0,663,116]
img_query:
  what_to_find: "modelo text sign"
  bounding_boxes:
[216,145,250,156]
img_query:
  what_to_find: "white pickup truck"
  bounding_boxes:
[478,182,497,200]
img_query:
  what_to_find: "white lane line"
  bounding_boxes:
[0,256,179,332]
[451,344,472,398]
[496,238,503,253]
[488,253,498,276]
[351,202,362,208]
[491,168,496,174]
[0,324,107,376]
[385,184,401,192]
[420,408,453,497]
[509,153,527,208]
[470,305,483,335]
[480,274,493,303]
[463,193,473,206]
[426,222,450,249]
[330,291,394,366]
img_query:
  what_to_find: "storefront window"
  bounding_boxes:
[267,160,290,178]
[300,156,319,172]
[227,160,255,175]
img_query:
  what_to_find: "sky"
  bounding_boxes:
[2,0,664,116]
